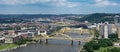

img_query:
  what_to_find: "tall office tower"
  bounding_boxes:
[114,15,120,24]
[104,23,108,38]
[99,22,109,39]
[99,24,104,38]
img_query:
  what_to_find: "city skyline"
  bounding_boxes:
[0,0,120,14]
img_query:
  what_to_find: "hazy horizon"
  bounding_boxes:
[0,13,120,15]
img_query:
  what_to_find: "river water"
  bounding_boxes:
[3,31,90,52]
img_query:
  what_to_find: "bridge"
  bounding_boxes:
[59,27,91,34]
[32,32,93,45]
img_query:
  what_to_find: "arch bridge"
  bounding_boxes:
[33,32,93,45]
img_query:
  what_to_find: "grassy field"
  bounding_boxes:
[0,44,18,50]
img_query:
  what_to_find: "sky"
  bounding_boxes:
[0,0,120,14]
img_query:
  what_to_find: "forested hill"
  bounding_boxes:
[67,13,120,23]
[80,13,120,23]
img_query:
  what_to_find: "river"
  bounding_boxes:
[3,31,90,52]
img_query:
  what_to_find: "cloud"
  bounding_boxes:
[50,0,79,7]
[0,0,79,7]
[94,0,118,7]
[0,0,51,5]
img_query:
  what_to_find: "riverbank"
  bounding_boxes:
[0,44,27,52]
[78,46,83,52]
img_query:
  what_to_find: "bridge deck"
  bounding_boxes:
[32,37,92,42]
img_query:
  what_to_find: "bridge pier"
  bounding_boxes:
[71,40,73,45]
[39,39,42,44]
[45,39,48,44]
[78,41,81,45]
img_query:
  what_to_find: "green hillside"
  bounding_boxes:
[68,13,120,23]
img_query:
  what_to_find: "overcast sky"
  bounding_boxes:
[0,0,120,14]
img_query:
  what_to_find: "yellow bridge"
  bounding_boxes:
[32,33,93,45]
[59,27,91,34]
[32,27,94,45]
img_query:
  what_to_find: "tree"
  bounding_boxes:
[83,42,94,52]
[108,33,118,42]
[83,39,113,52]
[83,40,100,52]
[93,29,99,39]
[110,47,120,52]
[98,39,113,47]
[101,47,120,52]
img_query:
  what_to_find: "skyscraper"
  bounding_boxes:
[99,22,110,39]
[104,23,108,38]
